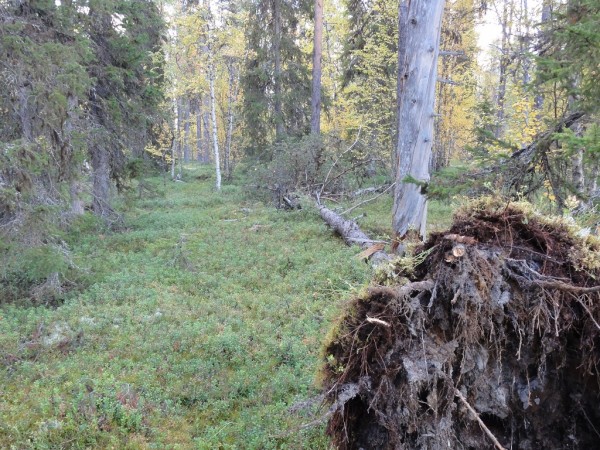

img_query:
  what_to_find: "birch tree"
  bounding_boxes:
[207,23,222,191]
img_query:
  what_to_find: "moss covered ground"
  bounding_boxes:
[0,165,452,449]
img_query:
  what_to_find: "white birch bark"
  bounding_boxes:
[208,29,221,191]
[171,97,177,180]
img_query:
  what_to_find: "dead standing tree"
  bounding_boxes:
[316,0,444,258]
[393,0,445,241]
[311,0,323,135]
[315,1,443,261]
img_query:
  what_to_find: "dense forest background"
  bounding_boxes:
[2,0,599,301]
[1,0,599,446]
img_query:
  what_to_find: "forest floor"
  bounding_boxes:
[0,164,452,449]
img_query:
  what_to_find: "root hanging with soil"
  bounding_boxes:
[321,198,600,449]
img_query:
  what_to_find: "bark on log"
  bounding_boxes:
[317,203,390,266]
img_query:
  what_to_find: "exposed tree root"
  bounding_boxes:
[321,198,600,449]
[454,388,507,450]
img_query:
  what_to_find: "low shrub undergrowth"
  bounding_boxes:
[1,165,374,448]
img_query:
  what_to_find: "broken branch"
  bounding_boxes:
[341,182,396,216]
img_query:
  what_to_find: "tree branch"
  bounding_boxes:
[341,182,396,216]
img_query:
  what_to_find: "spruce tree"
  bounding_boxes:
[241,0,312,154]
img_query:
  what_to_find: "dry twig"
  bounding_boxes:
[341,182,396,216]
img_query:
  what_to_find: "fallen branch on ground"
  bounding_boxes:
[316,202,390,266]
[352,184,390,198]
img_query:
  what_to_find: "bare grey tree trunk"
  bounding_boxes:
[588,158,599,196]
[175,98,184,178]
[18,84,33,141]
[91,143,112,217]
[317,202,390,266]
[520,0,531,86]
[495,0,513,139]
[273,0,284,140]
[394,0,409,177]
[572,147,585,195]
[176,96,183,148]
[195,2,211,164]
[571,121,585,201]
[70,181,85,215]
[568,72,585,202]
[392,0,445,240]
[170,98,178,179]
[534,0,552,111]
[224,58,240,180]
[193,97,204,162]
[202,99,212,163]
[310,0,323,135]
[65,94,84,216]
[171,139,177,180]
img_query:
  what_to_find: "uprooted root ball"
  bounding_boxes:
[322,199,600,450]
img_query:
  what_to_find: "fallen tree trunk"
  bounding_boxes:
[510,110,585,165]
[351,185,390,198]
[317,203,390,266]
[506,111,585,207]
[425,112,587,203]
[321,198,600,450]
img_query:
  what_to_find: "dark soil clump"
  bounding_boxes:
[322,199,600,449]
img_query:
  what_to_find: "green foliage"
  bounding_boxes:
[426,163,496,201]
[341,0,398,161]
[0,0,168,303]
[19,246,69,283]
[252,132,384,206]
[536,0,600,114]
[553,123,600,158]
[256,134,324,191]
[241,0,312,152]
[0,0,167,224]
[0,242,70,305]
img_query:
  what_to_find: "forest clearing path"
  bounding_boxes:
[0,166,371,448]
